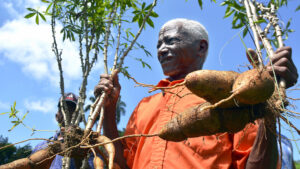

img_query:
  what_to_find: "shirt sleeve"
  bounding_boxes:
[231,122,258,169]
[32,140,49,153]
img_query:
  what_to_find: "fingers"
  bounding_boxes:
[111,70,120,86]
[94,72,121,104]
[246,48,260,68]
[94,74,113,97]
[267,65,298,88]
[266,46,298,88]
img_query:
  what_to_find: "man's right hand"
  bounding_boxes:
[94,72,121,108]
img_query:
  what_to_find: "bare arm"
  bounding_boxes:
[94,74,129,169]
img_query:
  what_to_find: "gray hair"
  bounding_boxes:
[161,18,209,59]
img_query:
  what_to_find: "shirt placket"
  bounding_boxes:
[149,88,179,169]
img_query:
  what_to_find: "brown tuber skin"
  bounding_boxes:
[185,69,275,110]
[0,147,60,169]
[185,70,240,108]
[159,102,264,142]
[94,156,104,169]
[232,68,274,105]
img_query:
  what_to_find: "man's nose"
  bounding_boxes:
[158,44,168,58]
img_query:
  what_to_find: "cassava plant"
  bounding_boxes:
[0,0,158,168]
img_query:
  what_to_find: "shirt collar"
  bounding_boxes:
[155,79,185,87]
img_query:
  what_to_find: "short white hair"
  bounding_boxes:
[161,18,209,60]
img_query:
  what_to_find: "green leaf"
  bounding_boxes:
[24,13,36,19]
[288,29,295,33]
[253,19,266,24]
[198,0,203,9]
[46,3,53,14]
[286,18,291,28]
[135,58,151,70]
[138,17,143,27]
[39,13,46,22]
[146,18,154,28]
[35,14,39,25]
[26,8,36,12]
[220,1,227,6]
[296,5,300,11]
[0,112,9,115]
[21,111,29,121]
[243,27,248,37]
[132,14,139,22]
[150,11,159,18]
[224,9,234,18]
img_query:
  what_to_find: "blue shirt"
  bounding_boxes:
[277,134,294,169]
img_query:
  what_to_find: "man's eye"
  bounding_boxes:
[169,38,178,44]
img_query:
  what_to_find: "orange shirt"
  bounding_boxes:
[123,79,258,169]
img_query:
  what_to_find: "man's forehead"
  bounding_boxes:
[159,22,183,36]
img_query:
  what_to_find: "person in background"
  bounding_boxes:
[32,92,95,169]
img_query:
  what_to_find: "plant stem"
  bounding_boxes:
[51,1,69,126]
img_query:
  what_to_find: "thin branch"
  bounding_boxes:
[79,33,85,73]
[112,8,124,70]
[96,106,105,133]
[51,3,69,126]
[243,0,263,67]
[0,138,59,150]
[81,133,159,149]
[103,1,118,74]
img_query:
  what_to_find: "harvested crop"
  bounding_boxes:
[186,68,274,111]
[96,135,115,169]
[0,147,57,169]
[159,102,264,142]
[93,156,104,169]
[185,70,240,108]
[232,68,274,105]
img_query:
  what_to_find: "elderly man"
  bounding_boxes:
[95,18,298,169]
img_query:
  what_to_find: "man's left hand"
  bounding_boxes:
[266,46,298,88]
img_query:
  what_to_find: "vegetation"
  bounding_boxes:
[0,135,32,165]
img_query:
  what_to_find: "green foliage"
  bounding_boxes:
[1,102,29,132]
[296,5,300,12]
[132,2,158,28]
[193,0,216,9]
[0,135,32,164]
[296,161,300,169]
[24,8,46,25]
[25,0,157,79]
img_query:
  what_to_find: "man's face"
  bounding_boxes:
[56,102,76,127]
[157,22,204,80]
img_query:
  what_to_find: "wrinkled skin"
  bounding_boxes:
[94,20,298,169]
[157,22,208,80]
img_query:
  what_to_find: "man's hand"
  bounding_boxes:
[246,46,298,88]
[94,72,121,108]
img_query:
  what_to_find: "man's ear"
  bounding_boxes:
[197,39,208,57]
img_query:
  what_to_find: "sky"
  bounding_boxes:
[0,0,300,161]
